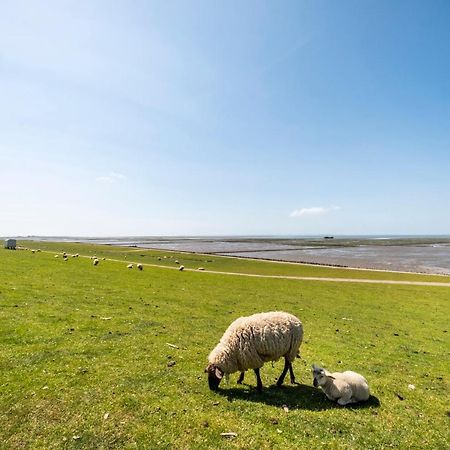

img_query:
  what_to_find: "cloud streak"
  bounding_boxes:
[96,172,126,184]
[290,206,340,217]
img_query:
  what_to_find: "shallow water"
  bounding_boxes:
[219,244,450,275]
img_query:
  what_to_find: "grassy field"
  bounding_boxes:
[1,242,449,449]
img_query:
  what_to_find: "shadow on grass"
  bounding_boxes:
[216,383,381,411]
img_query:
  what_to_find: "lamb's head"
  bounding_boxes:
[312,364,334,387]
[204,364,224,390]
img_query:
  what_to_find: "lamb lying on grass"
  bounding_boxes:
[206,311,303,392]
[312,364,370,405]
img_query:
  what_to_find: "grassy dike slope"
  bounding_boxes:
[1,244,449,449]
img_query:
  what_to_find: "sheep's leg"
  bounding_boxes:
[337,392,353,406]
[237,372,245,384]
[254,368,263,392]
[288,362,296,384]
[276,358,290,386]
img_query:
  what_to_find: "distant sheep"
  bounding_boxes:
[93,259,99,266]
[127,264,133,269]
[206,311,303,392]
[55,255,59,258]
[137,263,143,270]
[175,260,179,264]
[312,364,370,405]
[197,267,205,271]
[179,265,185,271]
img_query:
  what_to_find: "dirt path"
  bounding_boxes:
[191,270,450,287]
[93,257,450,287]
[42,250,450,287]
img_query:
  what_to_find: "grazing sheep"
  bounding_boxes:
[137,263,143,270]
[197,267,205,271]
[205,311,303,392]
[312,364,370,405]
[127,264,133,269]
[178,265,185,271]
[55,255,59,258]
[175,260,179,264]
[93,259,99,266]
[157,257,162,261]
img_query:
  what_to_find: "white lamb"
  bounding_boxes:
[312,364,370,405]
[137,263,143,270]
[205,311,303,392]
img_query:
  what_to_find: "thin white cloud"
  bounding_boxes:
[96,172,126,184]
[290,206,340,217]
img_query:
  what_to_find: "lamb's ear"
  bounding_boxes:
[215,367,224,379]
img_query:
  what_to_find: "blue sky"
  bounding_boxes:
[1,0,449,236]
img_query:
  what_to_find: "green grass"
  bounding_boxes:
[1,243,449,449]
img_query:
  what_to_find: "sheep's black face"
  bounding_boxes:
[313,377,319,387]
[205,364,223,391]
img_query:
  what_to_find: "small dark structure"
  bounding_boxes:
[4,238,17,249]
[323,236,334,239]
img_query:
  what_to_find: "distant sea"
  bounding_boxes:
[16,235,450,275]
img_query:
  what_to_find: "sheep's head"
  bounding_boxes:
[312,364,333,387]
[205,364,223,390]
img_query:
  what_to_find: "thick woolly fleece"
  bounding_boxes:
[208,311,303,375]
[320,370,370,404]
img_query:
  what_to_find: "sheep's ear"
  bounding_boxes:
[215,367,224,379]
[328,375,335,380]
